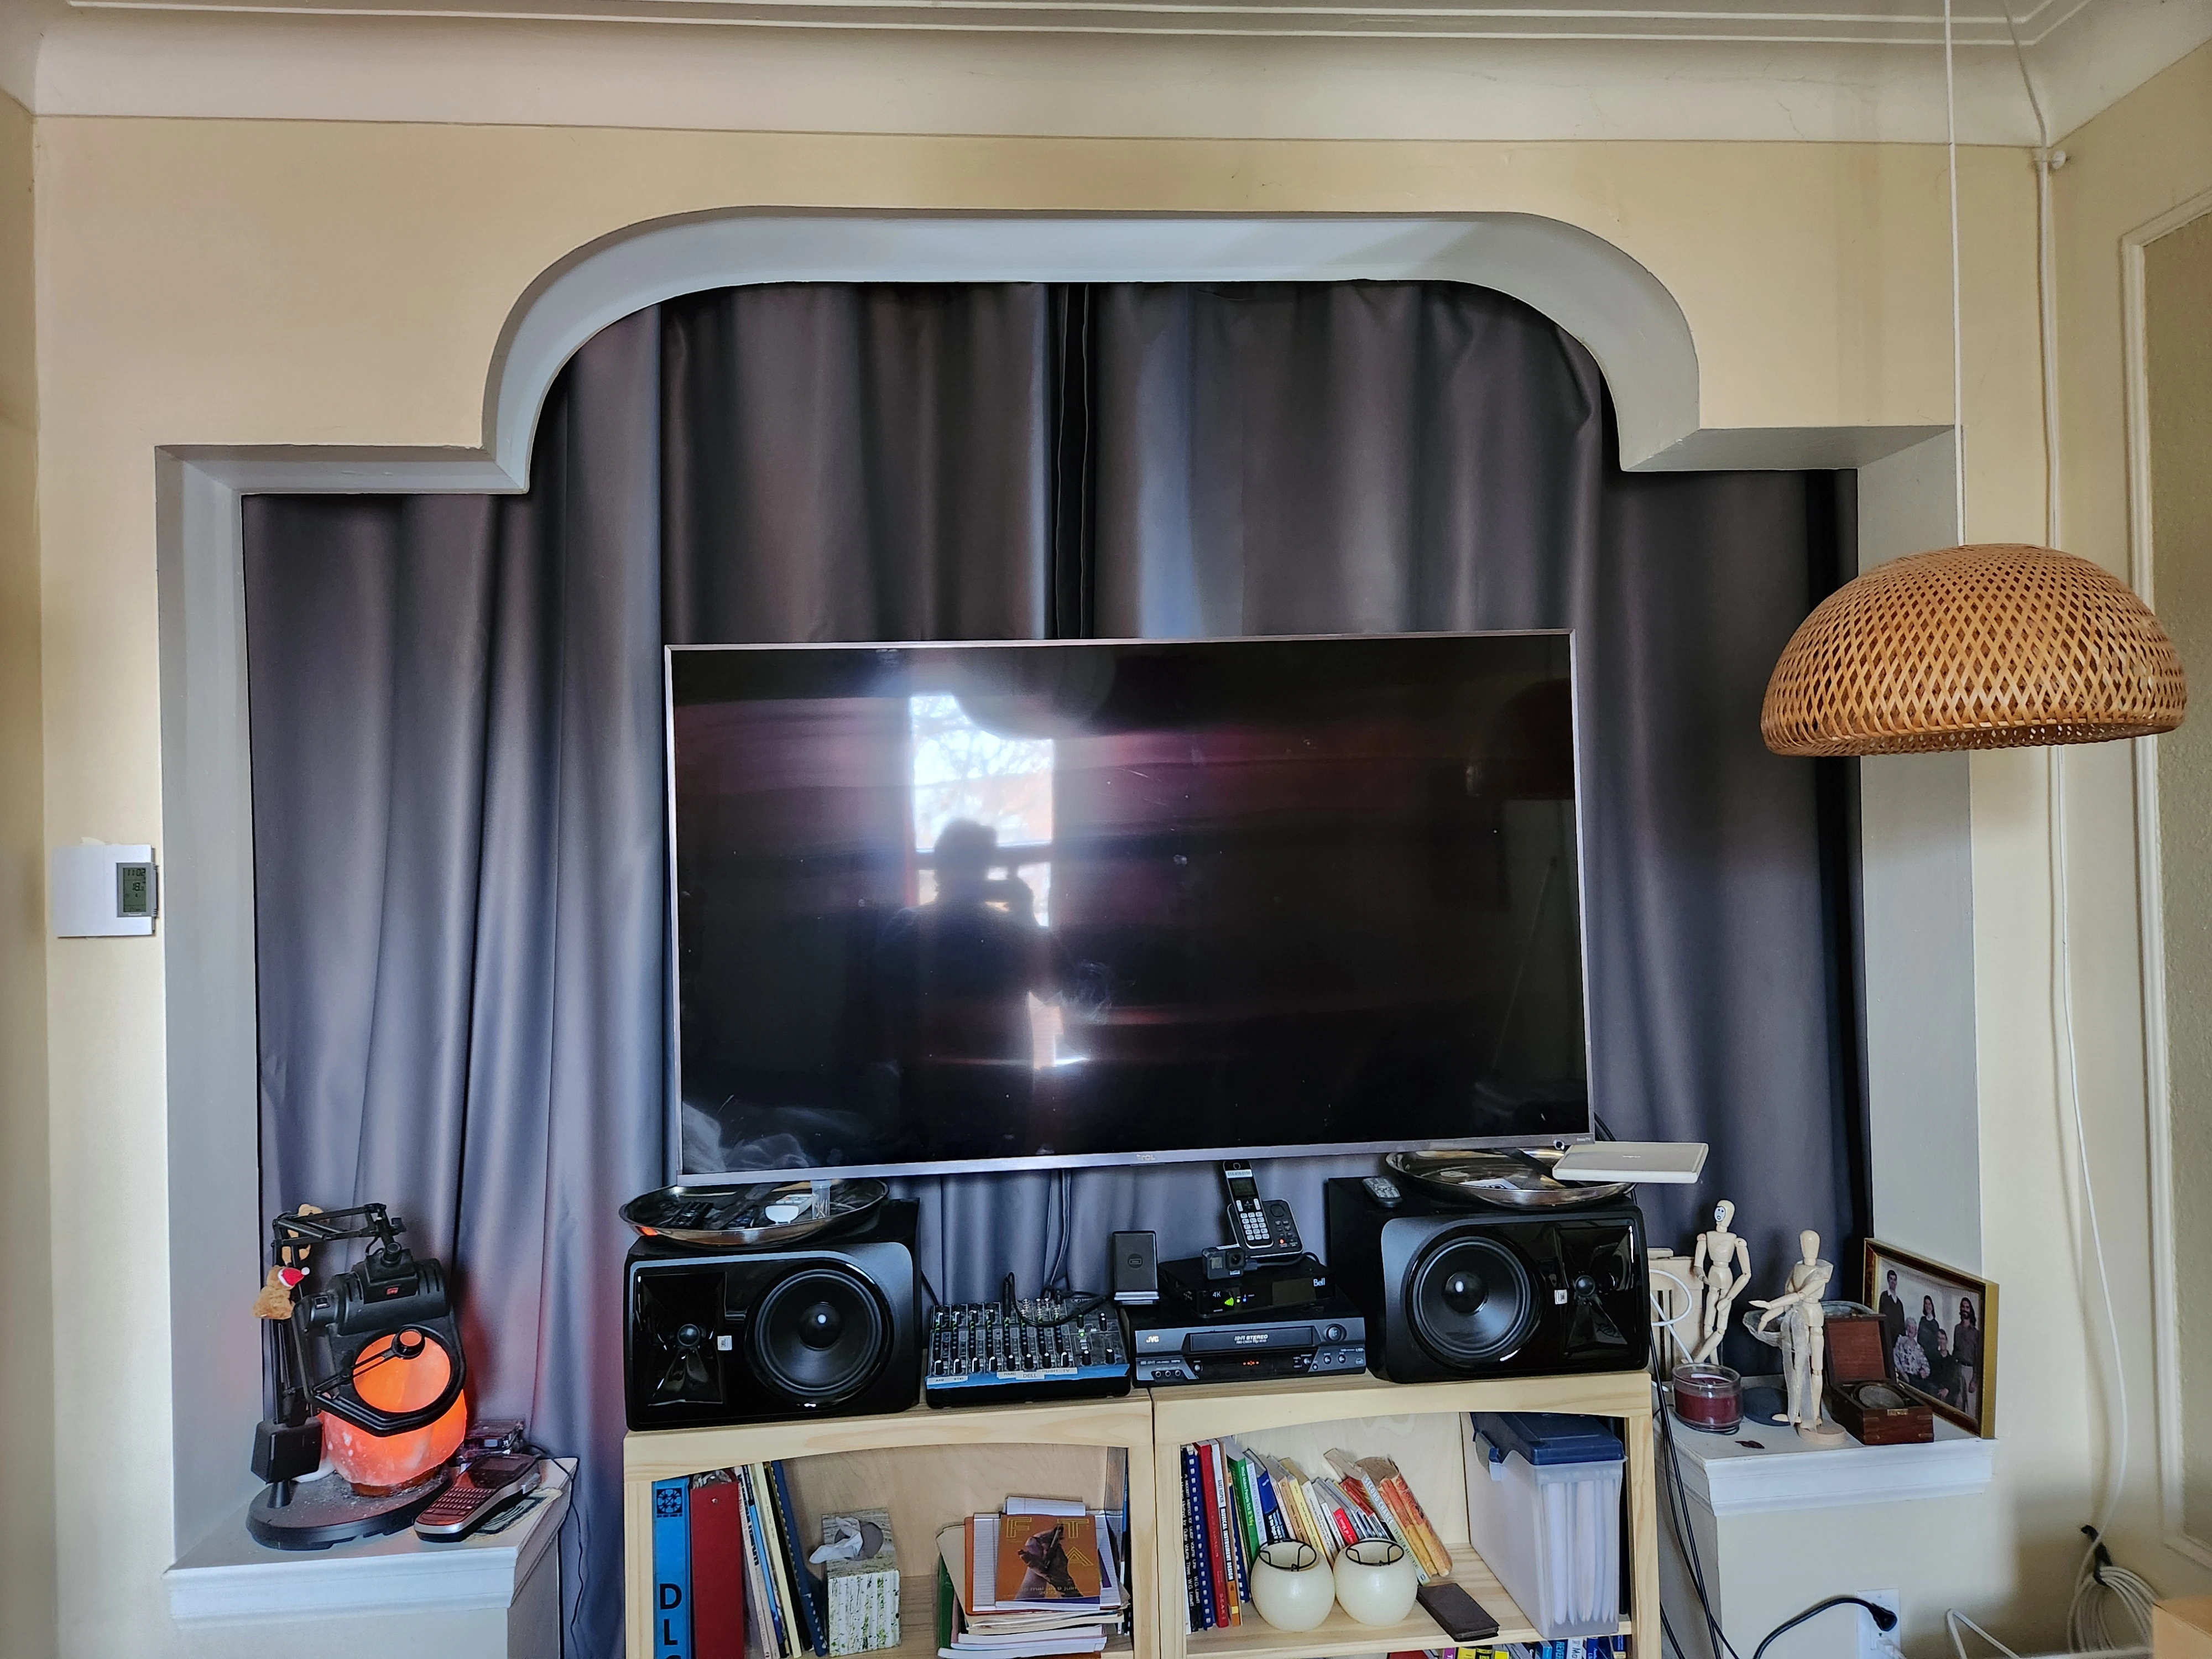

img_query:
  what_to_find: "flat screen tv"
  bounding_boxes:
[668,633,1591,1179]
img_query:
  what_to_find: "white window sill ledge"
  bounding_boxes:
[165,1458,573,1625]
[1663,1413,1994,1517]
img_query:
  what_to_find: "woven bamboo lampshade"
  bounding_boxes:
[1761,542,2187,757]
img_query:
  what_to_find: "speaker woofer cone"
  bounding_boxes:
[1407,1233,1536,1365]
[749,1265,890,1404]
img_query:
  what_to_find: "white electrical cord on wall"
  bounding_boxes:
[1973,7,2157,1648]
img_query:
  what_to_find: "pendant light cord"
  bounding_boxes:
[1944,0,1966,540]
[1999,0,2065,549]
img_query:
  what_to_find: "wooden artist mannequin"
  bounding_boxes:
[1751,1229,1848,1445]
[1690,1199,1751,1366]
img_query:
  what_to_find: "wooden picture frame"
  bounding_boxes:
[1863,1239,1997,1438]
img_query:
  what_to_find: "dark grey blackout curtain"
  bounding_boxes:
[244,279,1859,1659]
[246,311,670,1659]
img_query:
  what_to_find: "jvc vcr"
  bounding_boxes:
[1124,1287,1368,1385]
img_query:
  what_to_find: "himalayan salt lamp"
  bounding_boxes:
[322,1330,467,1491]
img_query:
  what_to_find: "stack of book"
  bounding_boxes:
[934,1497,1128,1659]
[1178,1439,1453,1634]
[690,1461,832,1659]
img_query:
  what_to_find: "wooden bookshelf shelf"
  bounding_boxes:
[1180,1545,1572,1659]
[623,1397,1157,1659]
[624,1373,1657,1659]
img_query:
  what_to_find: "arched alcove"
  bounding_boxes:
[156,210,1973,1572]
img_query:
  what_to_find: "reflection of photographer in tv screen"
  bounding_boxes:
[878,820,1105,1076]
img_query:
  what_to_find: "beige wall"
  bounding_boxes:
[2046,37,2212,1597]
[22,112,2086,1656]
[2148,207,2212,1546]
[0,86,56,1659]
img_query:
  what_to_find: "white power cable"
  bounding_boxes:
[1986,6,2153,1646]
[1997,0,2066,549]
[1648,1261,1702,1365]
[1943,0,1967,540]
[2052,745,2136,1530]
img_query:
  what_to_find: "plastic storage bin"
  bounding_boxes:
[1464,1412,1625,1640]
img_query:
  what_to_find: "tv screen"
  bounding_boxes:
[669,633,1590,1178]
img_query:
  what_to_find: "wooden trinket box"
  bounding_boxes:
[1824,1314,1933,1444]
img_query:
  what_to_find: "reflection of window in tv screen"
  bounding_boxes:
[667,633,1588,1178]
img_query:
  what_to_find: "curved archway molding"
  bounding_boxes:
[493,211,1706,477]
[155,208,1963,1579]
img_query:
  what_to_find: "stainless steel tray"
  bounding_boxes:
[1386,1147,1634,1210]
[620,1179,888,1249]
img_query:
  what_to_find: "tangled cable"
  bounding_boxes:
[2068,1529,2156,1655]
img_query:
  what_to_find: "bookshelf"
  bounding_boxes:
[623,1372,1657,1659]
[623,1396,1157,1659]
[1150,1371,1655,1659]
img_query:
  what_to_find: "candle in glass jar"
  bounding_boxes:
[1672,1363,1743,1434]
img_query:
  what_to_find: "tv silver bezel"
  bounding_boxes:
[662,629,1597,1185]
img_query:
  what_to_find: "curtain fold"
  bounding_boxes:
[1084,281,1856,1277]
[244,278,1860,1658]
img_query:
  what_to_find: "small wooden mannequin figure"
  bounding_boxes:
[1751,1229,1849,1446]
[1690,1199,1752,1366]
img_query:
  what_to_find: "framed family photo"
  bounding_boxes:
[1863,1240,1997,1438]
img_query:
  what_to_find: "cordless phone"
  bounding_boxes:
[1219,1162,1304,1261]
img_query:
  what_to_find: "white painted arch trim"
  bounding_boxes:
[158,207,1951,1561]
[490,211,1702,477]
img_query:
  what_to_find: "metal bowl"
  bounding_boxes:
[1385,1147,1635,1211]
[620,1179,888,1250]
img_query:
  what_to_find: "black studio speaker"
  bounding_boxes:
[624,1200,920,1430]
[1325,1180,1650,1383]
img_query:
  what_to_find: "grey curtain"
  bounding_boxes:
[246,309,669,1658]
[244,279,1859,1659]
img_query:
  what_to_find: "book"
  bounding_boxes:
[1196,1444,1229,1624]
[995,1512,1103,1608]
[1211,1442,1244,1620]
[1249,1460,1290,1546]
[1183,1448,1217,1631]
[692,1476,751,1659]
[935,1519,1110,1656]
[736,1474,775,1659]
[739,1466,791,1659]
[652,1476,695,1659]
[758,1464,809,1658]
[768,1462,829,1655]
[1325,1451,1452,1580]
[1264,1455,1329,1559]
[1224,1451,1261,1569]
[938,1556,961,1653]
[1178,1453,1202,1634]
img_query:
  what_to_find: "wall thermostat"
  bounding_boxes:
[51,843,158,937]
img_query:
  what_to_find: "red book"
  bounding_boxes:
[691,1478,751,1659]
[1196,1446,1230,1627]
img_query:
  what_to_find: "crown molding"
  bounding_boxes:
[43,0,2109,45]
[13,0,2211,142]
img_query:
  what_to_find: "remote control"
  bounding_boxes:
[1363,1175,1404,1207]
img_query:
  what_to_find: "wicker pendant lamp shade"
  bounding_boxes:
[1761,542,2187,757]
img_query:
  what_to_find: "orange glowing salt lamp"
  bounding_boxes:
[322,1332,468,1491]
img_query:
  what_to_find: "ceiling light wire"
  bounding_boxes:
[1944,0,1965,540]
